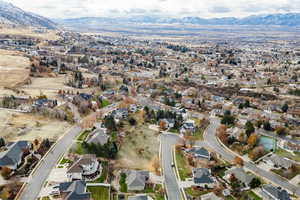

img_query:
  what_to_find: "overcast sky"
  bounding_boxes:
[6,0,300,19]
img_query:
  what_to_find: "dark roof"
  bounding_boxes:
[262,184,291,200]
[59,180,91,200]
[189,147,210,158]
[193,168,215,184]
[0,141,30,167]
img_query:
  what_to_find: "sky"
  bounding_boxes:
[5,0,300,19]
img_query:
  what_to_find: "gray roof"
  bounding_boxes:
[225,168,254,186]
[0,141,30,167]
[189,147,210,158]
[128,195,152,200]
[126,170,149,190]
[86,128,109,145]
[58,180,91,200]
[264,154,293,169]
[193,168,215,184]
[67,154,97,174]
[262,184,291,200]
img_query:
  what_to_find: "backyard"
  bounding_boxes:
[175,150,192,181]
[87,186,110,200]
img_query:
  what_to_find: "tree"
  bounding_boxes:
[263,121,272,131]
[0,167,11,180]
[159,120,167,130]
[249,146,265,161]
[247,133,258,147]
[244,100,250,108]
[0,137,5,147]
[281,103,289,113]
[221,111,235,125]
[276,127,287,136]
[217,125,229,145]
[249,178,261,188]
[234,156,244,166]
[128,118,137,126]
[104,115,117,131]
[245,121,255,136]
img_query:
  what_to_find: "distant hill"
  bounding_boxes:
[59,13,300,27]
[0,0,56,29]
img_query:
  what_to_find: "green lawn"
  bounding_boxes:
[87,186,110,200]
[175,150,192,181]
[275,148,300,162]
[225,196,235,200]
[77,130,90,142]
[271,166,300,180]
[247,191,262,200]
[184,188,210,197]
[59,158,72,165]
[74,142,86,155]
[100,99,110,108]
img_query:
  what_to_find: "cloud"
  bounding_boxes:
[5,0,300,19]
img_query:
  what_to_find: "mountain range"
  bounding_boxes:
[0,0,56,29]
[60,13,300,27]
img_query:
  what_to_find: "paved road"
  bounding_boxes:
[18,103,120,200]
[160,133,182,200]
[18,126,82,200]
[204,117,300,197]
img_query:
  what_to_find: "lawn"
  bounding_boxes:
[247,191,262,200]
[87,186,110,200]
[271,165,300,180]
[275,148,300,162]
[74,142,86,155]
[77,130,90,142]
[175,150,192,181]
[225,196,235,200]
[100,99,110,108]
[59,158,72,165]
[184,188,210,197]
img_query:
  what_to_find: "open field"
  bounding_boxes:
[0,50,30,88]
[0,27,59,40]
[0,110,71,142]
[116,123,160,171]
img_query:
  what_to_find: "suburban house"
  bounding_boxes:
[67,154,100,181]
[126,170,150,191]
[264,154,294,170]
[52,180,91,200]
[186,147,211,160]
[0,141,31,170]
[111,108,129,120]
[180,119,196,134]
[128,194,154,200]
[261,184,291,200]
[224,167,254,189]
[85,128,109,146]
[192,168,216,188]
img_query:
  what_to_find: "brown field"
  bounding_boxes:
[0,110,71,142]
[0,50,30,88]
[0,27,59,40]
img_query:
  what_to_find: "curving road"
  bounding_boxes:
[204,117,300,197]
[160,133,182,200]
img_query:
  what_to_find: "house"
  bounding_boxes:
[86,128,109,146]
[0,141,31,170]
[261,184,291,200]
[128,194,154,200]
[52,180,91,200]
[186,147,210,160]
[201,192,222,200]
[224,167,254,188]
[160,119,175,129]
[180,120,196,134]
[111,108,129,119]
[67,154,100,181]
[264,154,293,169]
[126,170,150,191]
[192,168,216,188]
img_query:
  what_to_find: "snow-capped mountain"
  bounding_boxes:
[0,0,56,29]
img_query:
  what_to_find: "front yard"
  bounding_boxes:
[175,150,192,181]
[271,164,300,180]
[87,186,110,200]
[275,148,300,162]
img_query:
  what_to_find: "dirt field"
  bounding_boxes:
[0,50,30,88]
[0,27,59,40]
[0,110,71,142]
[116,124,160,172]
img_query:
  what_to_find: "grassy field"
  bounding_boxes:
[116,123,160,171]
[246,191,262,200]
[0,110,71,142]
[77,130,91,142]
[184,188,210,197]
[175,150,192,181]
[275,148,300,162]
[87,186,110,200]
